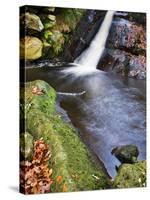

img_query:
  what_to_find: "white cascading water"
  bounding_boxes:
[63,10,115,75]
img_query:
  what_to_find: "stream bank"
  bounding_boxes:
[20,80,146,192]
[20,80,110,193]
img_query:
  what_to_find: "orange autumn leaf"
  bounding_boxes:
[20,139,53,194]
[32,86,45,96]
[62,183,67,192]
[56,175,63,184]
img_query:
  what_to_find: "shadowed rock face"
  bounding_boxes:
[59,10,106,62]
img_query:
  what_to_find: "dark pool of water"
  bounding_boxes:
[25,65,146,178]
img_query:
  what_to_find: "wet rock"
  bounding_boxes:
[20,132,34,160]
[99,49,146,79]
[113,161,146,188]
[106,18,146,55]
[111,145,139,164]
[115,12,146,26]
[23,12,44,32]
[20,36,43,60]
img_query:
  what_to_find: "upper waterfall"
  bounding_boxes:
[75,10,115,68]
[63,10,115,76]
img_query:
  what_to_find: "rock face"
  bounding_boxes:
[59,10,106,62]
[20,36,43,60]
[20,132,34,160]
[98,12,146,80]
[113,161,146,188]
[111,145,139,164]
[101,49,146,79]
[106,18,146,55]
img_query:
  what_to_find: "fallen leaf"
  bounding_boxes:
[62,183,67,192]
[56,175,63,184]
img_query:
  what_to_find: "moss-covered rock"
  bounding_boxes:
[113,161,146,188]
[21,80,110,192]
[20,6,86,60]
[20,36,43,60]
[24,80,56,116]
[111,145,139,164]
[20,132,34,160]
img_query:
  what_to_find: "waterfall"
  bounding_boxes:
[75,10,115,67]
[63,10,115,75]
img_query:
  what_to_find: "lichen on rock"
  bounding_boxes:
[23,12,44,32]
[20,36,43,60]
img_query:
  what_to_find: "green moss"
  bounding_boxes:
[21,80,109,192]
[59,8,85,30]
[43,30,65,55]
[113,161,146,188]
[24,80,56,116]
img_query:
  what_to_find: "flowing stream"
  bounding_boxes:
[25,11,146,178]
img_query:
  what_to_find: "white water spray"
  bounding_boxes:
[63,10,115,75]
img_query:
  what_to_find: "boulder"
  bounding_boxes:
[20,36,43,60]
[24,12,44,32]
[20,132,34,160]
[113,161,146,188]
[111,144,139,164]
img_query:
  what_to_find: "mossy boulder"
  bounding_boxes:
[23,80,56,116]
[113,161,146,188]
[20,132,34,160]
[24,12,44,31]
[20,6,86,59]
[111,145,139,164]
[20,36,43,60]
[21,80,110,192]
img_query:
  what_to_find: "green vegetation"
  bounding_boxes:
[59,8,85,30]
[113,161,146,188]
[20,80,109,192]
[20,6,85,60]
